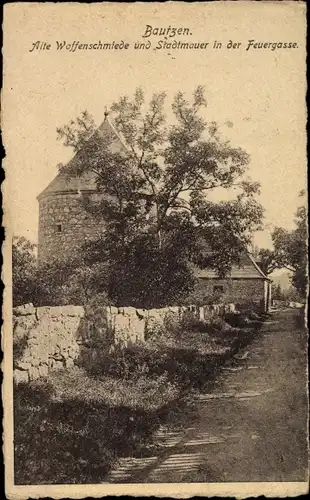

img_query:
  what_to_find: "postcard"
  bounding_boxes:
[2,1,308,498]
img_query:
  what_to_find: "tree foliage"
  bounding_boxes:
[12,237,39,307]
[56,110,96,152]
[54,87,264,307]
[256,248,279,275]
[12,237,109,307]
[272,200,307,297]
[257,192,307,297]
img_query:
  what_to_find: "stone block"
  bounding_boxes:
[123,307,137,316]
[56,337,70,352]
[48,306,69,317]
[14,369,29,384]
[53,353,64,361]
[38,364,49,377]
[16,361,32,371]
[52,360,65,371]
[203,305,212,319]
[136,308,147,318]
[65,306,85,317]
[65,358,75,368]
[13,324,29,343]
[30,356,40,367]
[199,307,205,320]
[27,335,40,345]
[128,315,145,342]
[35,307,53,319]
[68,344,80,358]
[19,347,32,363]
[39,349,49,364]
[13,315,37,340]
[110,306,118,315]
[28,366,40,381]
[13,303,35,316]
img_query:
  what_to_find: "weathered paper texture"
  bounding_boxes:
[2,1,308,498]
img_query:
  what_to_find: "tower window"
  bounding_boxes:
[56,224,62,233]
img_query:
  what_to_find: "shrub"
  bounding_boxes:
[81,332,232,389]
[177,314,232,335]
[224,311,249,328]
[13,237,39,307]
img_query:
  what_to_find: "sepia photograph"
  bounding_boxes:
[2,2,308,498]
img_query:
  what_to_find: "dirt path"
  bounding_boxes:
[106,309,308,483]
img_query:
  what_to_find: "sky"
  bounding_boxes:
[3,2,307,250]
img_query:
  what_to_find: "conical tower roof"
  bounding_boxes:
[37,115,127,200]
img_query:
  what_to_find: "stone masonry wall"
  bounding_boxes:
[13,304,84,384]
[102,303,237,346]
[38,192,106,263]
[13,302,237,384]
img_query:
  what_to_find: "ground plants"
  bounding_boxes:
[14,310,264,484]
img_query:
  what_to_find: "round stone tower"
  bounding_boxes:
[37,116,127,264]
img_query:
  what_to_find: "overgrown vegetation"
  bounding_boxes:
[14,311,264,484]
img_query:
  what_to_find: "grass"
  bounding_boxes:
[14,369,191,484]
[14,310,264,484]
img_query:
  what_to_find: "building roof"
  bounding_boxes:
[195,252,269,280]
[37,115,127,200]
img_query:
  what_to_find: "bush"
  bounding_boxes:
[13,237,39,307]
[224,311,249,328]
[177,314,232,335]
[82,327,235,389]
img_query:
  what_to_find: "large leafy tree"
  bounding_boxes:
[272,195,307,297]
[256,191,307,297]
[56,87,264,307]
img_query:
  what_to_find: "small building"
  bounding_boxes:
[195,252,271,312]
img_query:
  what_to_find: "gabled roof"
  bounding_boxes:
[37,115,127,200]
[195,251,269,280]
